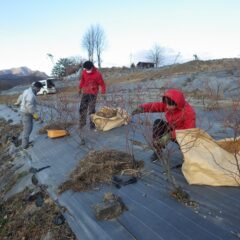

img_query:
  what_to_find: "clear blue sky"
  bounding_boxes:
[1,0,240,74]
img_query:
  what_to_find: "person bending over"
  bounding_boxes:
[132,89,196,161]
[20,81,43,149]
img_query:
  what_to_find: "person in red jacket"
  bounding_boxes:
[78,61,106,130]
[132,89,196,161]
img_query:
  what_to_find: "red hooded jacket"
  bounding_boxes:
[79,67,106,95]
[140,89,196,139]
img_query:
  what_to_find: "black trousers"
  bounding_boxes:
[152,119,178,149]
[152,119,171,152]
[79,94,97,128]
[153,119,170,140]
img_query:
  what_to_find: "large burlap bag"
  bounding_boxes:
[91,107,130,131]
[176,128,240,186]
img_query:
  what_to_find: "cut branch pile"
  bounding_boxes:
[59,149,144,193]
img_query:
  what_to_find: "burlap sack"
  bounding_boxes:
[91,107,130,131]
[176,128,240,186]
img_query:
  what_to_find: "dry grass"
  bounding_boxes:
[0,119,23,199]
[0,119,75,239]
[0,94,18,104]
[103,58,240,85]
[0,188,76,239]
[0,118,22,154]
[217,139,240,153]
[59,149,144,193]
[0,59,239,99]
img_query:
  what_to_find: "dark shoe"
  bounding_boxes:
[111,176,122,189]
[111,175,137,188]
[23,141,34,149]
[122,176,137,186]
[150,152,159,162]
[171,164,182,170]
[90,124,96,130]
[80,139,85,145]
[53,214,65,226]
[22,144,32,150]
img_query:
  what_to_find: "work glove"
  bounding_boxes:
[131,107,144,115]
[153,132,171,147]
[33,113,39,121]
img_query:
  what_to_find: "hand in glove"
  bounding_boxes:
[33,113,39,121]
[131,107,144,115]
[154,132,171,147]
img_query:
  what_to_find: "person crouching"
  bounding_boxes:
[132,89,196,161]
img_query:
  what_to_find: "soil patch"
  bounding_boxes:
[0,119,76,239]
[59,149,144,193]
[0,95,18,105]
[170,187,198,208]
[217,139,240,154]
[94,192,127,220]
[0,188,76,239]
[0,118,22,149]
[0,119,23,198]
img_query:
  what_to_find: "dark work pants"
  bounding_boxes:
[152,119,171,152]
[152,119,179,151]
[153,119,170,140]
[79,93,97,128]
[21,112,33,148]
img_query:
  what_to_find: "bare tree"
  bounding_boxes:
[148,44,164,67]
[82,25,96,62]
[82,24,106,67]
[95,24,106,69]
[193,54,199,60]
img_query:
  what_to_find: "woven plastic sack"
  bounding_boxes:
[176,128,240,186]
[91,107,130,131]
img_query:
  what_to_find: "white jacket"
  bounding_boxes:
[20,87,37,114]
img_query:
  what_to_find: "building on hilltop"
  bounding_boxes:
[136,62,155,68]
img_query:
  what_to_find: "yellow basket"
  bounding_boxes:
[47,129,69,138]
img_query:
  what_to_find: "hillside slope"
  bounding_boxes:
[103,58,240,85]
[0,67,48,91]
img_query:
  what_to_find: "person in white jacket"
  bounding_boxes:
[20,81,43,149]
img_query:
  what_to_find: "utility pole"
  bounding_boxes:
[129,53,133,67]
[173,52,181,64]
[46,53,55,65]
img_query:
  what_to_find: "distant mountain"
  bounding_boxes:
[0,67,48,91]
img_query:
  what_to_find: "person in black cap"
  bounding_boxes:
[78,60,106,130]
[20,81,43,149]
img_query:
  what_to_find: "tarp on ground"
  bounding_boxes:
[91,107,130,131]
[176,128,240,186]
